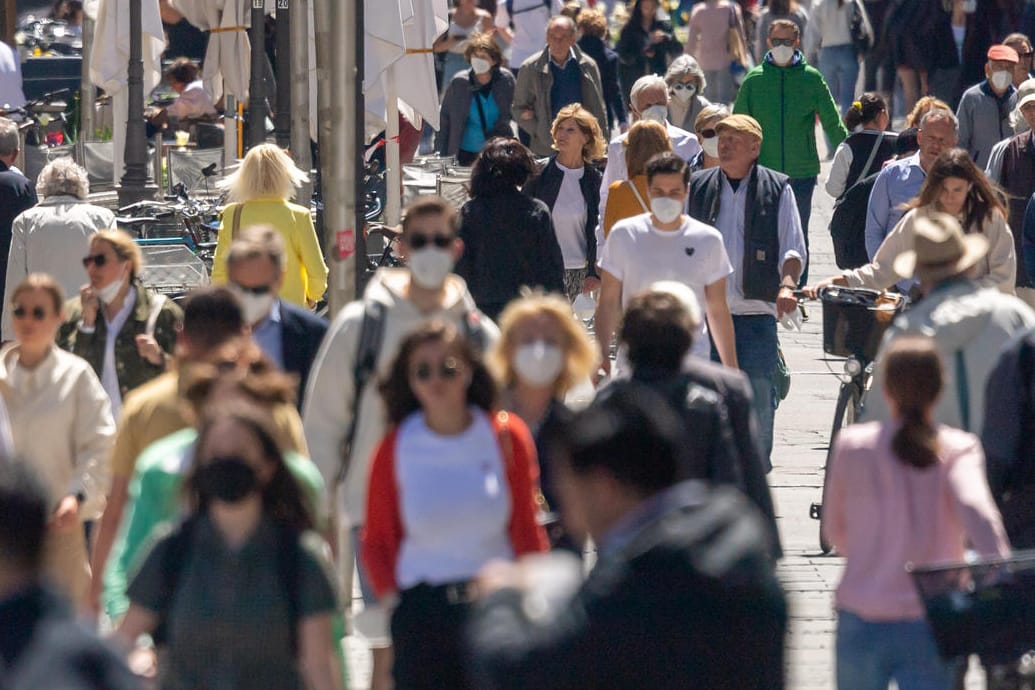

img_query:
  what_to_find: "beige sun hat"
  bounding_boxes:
[892,211,989,284]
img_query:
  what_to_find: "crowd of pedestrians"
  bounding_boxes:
[10,2,1035,690]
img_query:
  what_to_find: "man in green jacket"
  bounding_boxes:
[733,18,848,285]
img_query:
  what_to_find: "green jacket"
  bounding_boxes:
[733,52,848,178]
[58,282,182,401]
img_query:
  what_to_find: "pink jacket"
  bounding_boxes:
[823,421,1010,621]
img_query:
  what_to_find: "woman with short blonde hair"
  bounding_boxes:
[212,144,328,307]
[524,104,606,300]
[601,120,672,237]
[491,292,597,552]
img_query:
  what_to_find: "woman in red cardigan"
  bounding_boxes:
[362,320,547,690]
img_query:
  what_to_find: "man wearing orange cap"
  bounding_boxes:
[956,44,1019,168]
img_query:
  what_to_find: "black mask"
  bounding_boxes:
[196,456,259,503]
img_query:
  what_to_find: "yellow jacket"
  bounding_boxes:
[212,197,329,306]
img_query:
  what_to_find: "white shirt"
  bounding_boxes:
[100,287,136,420]
[166,80,217,120]
[597,122,702,247]
[495,0,564,69]
[599,213,733,358]
[712,173,806,316]
[395,409,512,589]
[553,161,588,269]
[0,41,25,110]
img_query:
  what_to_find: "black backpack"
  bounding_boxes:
[154,516,303,653]
[829,171,878,270]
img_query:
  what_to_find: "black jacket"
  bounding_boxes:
[468,481,788,690]
[280,300,328,408]
[637,363,783,560]
[522,155,602,278]
[577,35,627,130]
[456,189,565,311]
[615,18,682,104]
[0,161,37,308]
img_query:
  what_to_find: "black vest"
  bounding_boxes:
[688,165,787,303]
[999,133,1035,288]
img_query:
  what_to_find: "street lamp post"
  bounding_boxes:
[248,0,268,148]
[274,0,291,149]
[117,0,156,206]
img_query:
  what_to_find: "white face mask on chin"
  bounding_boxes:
[238,291,275,324]
[97,275,125,305]
[408,248,455,289]
[640,104,669,124]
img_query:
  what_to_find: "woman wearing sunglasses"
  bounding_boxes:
[664,55,712,134]
[689,104,730,173]
[0,273,115,608]
[58,229,183,421]
[362,321,547,689]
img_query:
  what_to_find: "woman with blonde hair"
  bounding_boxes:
[490,292,597,550]
[212,143,328,308]
[59,228,183,419]
[601,119,672,237]
[523,103,606,301]
[0,273,115,608]
[904,95,951,128]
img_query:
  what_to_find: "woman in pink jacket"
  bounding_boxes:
[823,335,1010,690]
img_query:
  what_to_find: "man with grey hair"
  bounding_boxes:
[596,74,702,245]
[511,14,608,156]
[1,158,113,340]
[0,117,36,314]
[225,224,327,405]
[863,107,958,261]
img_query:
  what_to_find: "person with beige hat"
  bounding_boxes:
[862,211,1035,433]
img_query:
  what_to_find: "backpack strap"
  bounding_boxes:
[339,300,388,484]
[955,349,971,433]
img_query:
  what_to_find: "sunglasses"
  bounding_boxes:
[698,128,717,139]
[408,234,453,250]
[411,357,462,382]
[770,38,796,47]
[1018,51,1034,58]
[12,305,48,321]
[671,83,695,91]
[233,283,273,296]
[82,253,111,269]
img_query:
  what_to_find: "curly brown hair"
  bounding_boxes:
[380,320,497,425]
[463,32,502,64]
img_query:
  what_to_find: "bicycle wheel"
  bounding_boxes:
[816,380,863,554]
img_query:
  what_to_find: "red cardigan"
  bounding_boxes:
[361,410,549,598]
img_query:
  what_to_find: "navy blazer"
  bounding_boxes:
[0,161,37,307]
[279,300,328,407]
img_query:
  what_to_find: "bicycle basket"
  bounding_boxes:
[819,287,903,360]
[137,243,210,295]
[908,551,1035,659]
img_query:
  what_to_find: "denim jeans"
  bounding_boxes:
[788,176,816,286]
[836,610,959,690]
[729,314,778,470]
[819,44,861,114]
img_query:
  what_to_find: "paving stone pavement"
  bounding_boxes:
[342,156,987,689]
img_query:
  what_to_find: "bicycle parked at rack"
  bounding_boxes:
[801,286,908,554]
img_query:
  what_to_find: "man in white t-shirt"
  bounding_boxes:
[595,151,737,376]
[495,0,565,71]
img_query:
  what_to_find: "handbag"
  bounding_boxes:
[849,0,874,56]
[727,3,754,83]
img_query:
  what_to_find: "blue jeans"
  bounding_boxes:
[836,610,959,690]
[819,45,861,115]
[788,176,816,286]
[727,314,778,470]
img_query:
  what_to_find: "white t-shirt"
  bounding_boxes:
[395,409,513,589]
[495,0,563,68]
[100,287,137,421]
[552,162,588,269]
[599,213,733,359]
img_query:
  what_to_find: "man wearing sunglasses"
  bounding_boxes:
[226,225,327,407]
[733,18,847,286]
[303,194,498,690]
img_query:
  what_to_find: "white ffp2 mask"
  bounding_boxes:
[991,70,1013,91]
[640,104,669,124]
[471,57,493,75]
[701,136,719,158]
[408,248,454,289]
[770,45,795,65]
[513,340,564,387]
[650,197,684,224]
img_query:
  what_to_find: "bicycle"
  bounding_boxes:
[802,286,908,554]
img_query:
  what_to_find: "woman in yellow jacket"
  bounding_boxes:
[212,144,328,307]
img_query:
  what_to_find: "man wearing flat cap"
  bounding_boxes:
[688,114,807,473]
[863,212,1035,432]
[957,44,1019,168]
